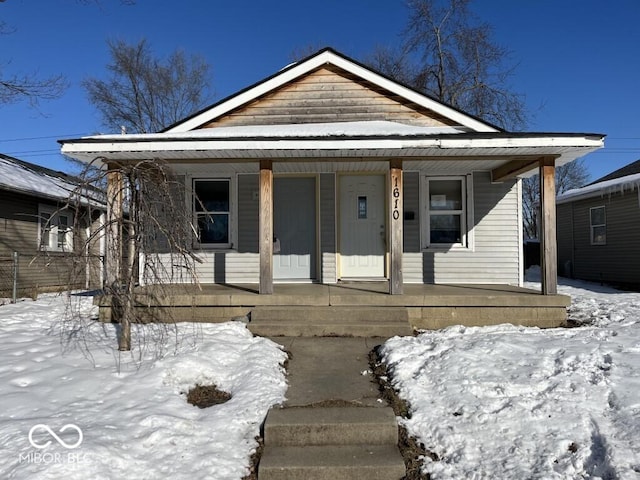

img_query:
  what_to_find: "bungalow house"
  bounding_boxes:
[0,153,105,299]
[557,159,640,289]
[59,48,604,329]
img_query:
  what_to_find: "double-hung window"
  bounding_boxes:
[193,179,231,247]
[590,206,606,245]
[423,177,467,248]
[39,205,73,252]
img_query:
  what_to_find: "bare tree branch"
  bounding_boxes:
[367,0,529,130]
[83,39,214,133]
[522,159,590,239]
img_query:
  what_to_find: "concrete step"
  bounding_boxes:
[248,321,411,337]
[249,307,413,337]
[251,306,409,322]
[264,406,398,446]
[258,444,406,480]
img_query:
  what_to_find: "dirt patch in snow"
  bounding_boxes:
[242,436,264,480]
[186,384,232,408]
[369,345,436,480]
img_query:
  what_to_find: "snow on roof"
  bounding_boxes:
[0,154,104,207]
[79,121,470,141]
[557,172,640,205]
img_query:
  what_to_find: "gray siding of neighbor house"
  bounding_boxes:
[556,203,574,277]
[0,189,98,297]
[558,190,640,287]
[402,172,520,285]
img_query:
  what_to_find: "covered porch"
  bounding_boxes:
[96,282,570,334]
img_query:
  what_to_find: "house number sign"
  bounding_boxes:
[392,176,400,220]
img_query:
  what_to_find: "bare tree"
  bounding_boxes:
[83,39,214,133]
[0,16,67,106]
[54,159,202,356]
[367,0,528,130]
[522,159,590,239]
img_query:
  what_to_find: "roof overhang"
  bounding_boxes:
[60,124,604,180]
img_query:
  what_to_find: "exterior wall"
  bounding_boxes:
[0,189,101,297]
[149,168,520,286]
[202,65,456,128]
[320,173,337,283]
[558,190,640,287]
[403,172,521,285]
[556,203,574,277]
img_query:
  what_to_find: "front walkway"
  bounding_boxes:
[258,336,406,479]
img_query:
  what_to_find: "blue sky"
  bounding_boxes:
[1,0,639,181]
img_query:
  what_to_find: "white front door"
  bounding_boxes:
[339,175,386,278]
[273,177,317,281]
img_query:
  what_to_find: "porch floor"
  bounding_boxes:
[98,282,570,331]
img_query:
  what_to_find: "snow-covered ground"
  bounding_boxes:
[1,272,638,480]
[0,294,287,480]
[381,270,640,479]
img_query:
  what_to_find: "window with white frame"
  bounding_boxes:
[590,206,606,245]
[39,205,73,252]
[423,177,467,247]
[193,179,231,247]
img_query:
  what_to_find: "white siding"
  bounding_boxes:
[403,171,520,284]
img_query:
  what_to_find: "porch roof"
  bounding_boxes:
[59,120,604,178]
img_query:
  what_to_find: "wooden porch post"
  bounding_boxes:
[106,165,123,288]
[389,159,404,294]
[539,156,558,295]
[259,160,274,294]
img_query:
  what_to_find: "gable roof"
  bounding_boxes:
[0,153,105,207]
[162,47,502,134]
[60,47,605,175]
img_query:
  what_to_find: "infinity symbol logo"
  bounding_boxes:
[28,424,83,449]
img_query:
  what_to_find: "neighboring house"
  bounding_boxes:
[557,159,640,289]
[0,153,105,298]
[60,48,604,302]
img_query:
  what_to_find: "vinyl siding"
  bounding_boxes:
[237,174,259,253]
[556,203,574,277]
[149,169,520,286]
[0,189,98,296]
[403,172,520,285]
[320,173,337,283]
[202,65,455,129]
[564,189,640,286]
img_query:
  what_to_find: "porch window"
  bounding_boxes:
[423,177,467,247]
[193,179,230,247]
[39,205,73,252]
[590,206,606,245]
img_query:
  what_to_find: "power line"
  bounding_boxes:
[0,133,90,143]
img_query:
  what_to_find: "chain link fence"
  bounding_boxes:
[0,253,18,303]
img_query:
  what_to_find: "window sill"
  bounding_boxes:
[193,245,235,252]
[39,249,74,255]
[422,245,472,253]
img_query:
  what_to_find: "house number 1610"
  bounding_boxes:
[392,177,400,220]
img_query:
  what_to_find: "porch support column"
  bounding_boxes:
[259,160,274,294]
[389,159,404,294]
[539,156,557,295]
[106,165,123,288]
